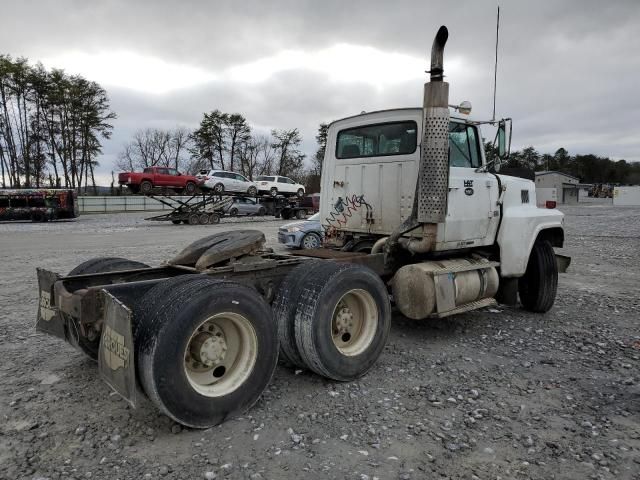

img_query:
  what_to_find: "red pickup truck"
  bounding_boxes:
[119,167,202,195]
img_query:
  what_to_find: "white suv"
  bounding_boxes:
[197,170,258,196]
[256,175,305,197]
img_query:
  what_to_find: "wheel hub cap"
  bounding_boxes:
[183,313,259,397]
[333,303,354,340]
[190,332,227,367]
[330,289,378,356]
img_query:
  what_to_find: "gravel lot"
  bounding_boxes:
[1,205,639,480]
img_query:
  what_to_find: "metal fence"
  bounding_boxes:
[78,196,194,213]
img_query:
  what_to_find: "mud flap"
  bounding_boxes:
[98,290,137,408]
[556,254,571,273]
[36,268,66,339]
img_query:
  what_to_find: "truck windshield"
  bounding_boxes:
[449,123,481,168]
[336,121,417,159]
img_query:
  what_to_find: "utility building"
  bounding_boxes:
[535,171,581,204]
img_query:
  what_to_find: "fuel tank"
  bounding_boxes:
[391,258,499,319]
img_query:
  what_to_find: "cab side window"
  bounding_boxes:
[337,121,417,159]
[449,123,481,168]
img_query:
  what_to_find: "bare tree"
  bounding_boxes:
[238,134,275,179]
[117,128,191,172]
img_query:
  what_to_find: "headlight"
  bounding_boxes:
[286,227,301,233]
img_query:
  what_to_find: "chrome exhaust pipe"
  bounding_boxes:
[385,26,450,257]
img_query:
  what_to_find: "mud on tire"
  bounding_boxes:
[134,275,278,428]
[294,262,391,381]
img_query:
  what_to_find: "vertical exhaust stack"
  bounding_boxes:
[385,26,451,257]
[418,25,450,224]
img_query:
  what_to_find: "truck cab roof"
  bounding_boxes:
[328,107,474,129]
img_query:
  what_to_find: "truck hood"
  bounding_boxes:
[496,173,535,189]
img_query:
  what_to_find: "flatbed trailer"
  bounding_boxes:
[258,196,313,219]
[144,193,233,225]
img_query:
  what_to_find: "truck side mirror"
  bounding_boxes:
[497,119,511,159]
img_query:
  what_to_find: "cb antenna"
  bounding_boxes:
[492,5,500,122]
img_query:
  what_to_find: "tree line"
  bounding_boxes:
[117,111,322,184]
[486,143,640,185]
[0,55,115,190]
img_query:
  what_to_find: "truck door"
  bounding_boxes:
[166,168,181,188]
[155,168,171,187]
[444,122,499,247]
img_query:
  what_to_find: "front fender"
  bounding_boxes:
[497,206,564,277]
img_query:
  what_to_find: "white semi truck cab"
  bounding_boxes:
[319,109,564,277]
[319,25,565,318]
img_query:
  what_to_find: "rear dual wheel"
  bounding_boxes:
[135,275,278,428]
[274,262,391,380]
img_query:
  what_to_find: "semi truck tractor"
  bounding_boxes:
[36,26,566,428]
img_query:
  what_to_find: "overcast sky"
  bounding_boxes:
[3,0,639,184]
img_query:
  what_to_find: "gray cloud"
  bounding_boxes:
[3,0,639,183]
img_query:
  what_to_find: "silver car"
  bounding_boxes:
[278,213,323,249]
[198,170,258,196]
[224,197,267,216]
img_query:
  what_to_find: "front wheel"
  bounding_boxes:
[213,183,224,195]
[185,182,197,195]
[296,188,304,198]
[270,187,278,197]
[247,186,257,196]
[301,232,321,249]
[257,207,266,216]
[518,239,558,313]
[135,275,278,428]
[229,207,238,217]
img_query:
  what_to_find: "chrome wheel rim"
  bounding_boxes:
[184,313,258,397]
[331,289,377,356]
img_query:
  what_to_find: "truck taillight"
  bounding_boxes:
[545,201,556,209]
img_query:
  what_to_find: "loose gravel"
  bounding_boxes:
[0,205,639,480]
